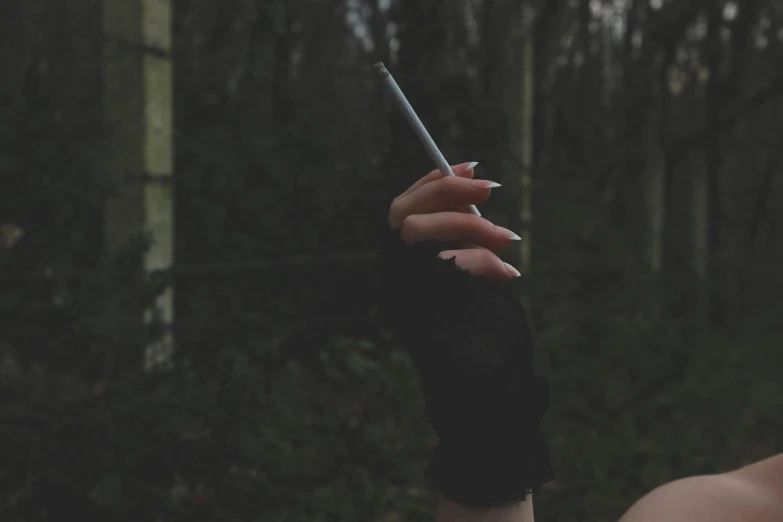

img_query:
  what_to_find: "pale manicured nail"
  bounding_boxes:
[495,226,522,241]
[470,179,502,189]
[504,263,522,278]
[454,161,479,172]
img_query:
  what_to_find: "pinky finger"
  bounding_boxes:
[437,248,521,282]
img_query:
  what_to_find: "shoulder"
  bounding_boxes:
[617,472,781,522]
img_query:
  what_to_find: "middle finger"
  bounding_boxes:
[389,175,501,228]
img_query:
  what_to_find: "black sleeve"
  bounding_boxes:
[378,228,553,508]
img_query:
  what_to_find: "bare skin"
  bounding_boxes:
[618,453,783,522]
[389,166,783,522]
[389,162,522,282]
[435,496,535,522]
[389,163,532,520]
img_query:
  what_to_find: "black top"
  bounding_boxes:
[378,228,553,507]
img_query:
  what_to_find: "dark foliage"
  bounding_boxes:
[1,0,782,521]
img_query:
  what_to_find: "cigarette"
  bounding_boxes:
[374,62,481,217]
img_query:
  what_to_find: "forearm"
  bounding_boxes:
[381,220,551,519]
[436,495,534,522]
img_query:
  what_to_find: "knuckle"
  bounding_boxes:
[477,216,496,233]
[440,175,464,192]
[492,255,509,273]
[400,214,421,239]
[480,248,500,263]
[472,247,499,266]
[388,197,405,225]
[455,212,480,230]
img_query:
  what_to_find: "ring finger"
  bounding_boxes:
[389,176,499,229]
[400,212,521,251]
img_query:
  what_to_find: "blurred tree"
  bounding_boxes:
[103,0,175,370]
[0,0,782,520]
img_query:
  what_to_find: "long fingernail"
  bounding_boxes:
[504,263,522,277]
[470,179,502,189]
[454,161,479,172]
[495,226,522,241]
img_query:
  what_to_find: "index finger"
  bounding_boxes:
[395,162,478,202]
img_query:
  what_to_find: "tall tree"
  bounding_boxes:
[103,0,175,370]
[702,0,723,320]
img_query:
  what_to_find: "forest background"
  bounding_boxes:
[1,0,782,521]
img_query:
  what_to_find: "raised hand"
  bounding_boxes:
[380,162,552,509]
[388,162,522,282]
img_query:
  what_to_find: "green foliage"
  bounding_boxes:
[1,0,783,521]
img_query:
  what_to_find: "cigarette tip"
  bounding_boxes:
[374,62,390,79]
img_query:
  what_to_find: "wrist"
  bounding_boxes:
[427,432,552,509]
[436,495,535,522]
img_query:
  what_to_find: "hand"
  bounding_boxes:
[388,162,523,282]
[381,162,552,508]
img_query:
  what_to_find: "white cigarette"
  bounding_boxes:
[375,62,481,217]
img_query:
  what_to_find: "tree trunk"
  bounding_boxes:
[645,52,667,276]
[0,0,44,105]
[519,36,534,278]
[645,119,666,275]
[691,148,709,279]
[501,1,534,278]
[103,0,175,371]
[703,2,723,323]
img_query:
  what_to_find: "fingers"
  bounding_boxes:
[399,212,521,251]
[388,165,523,283]
[395,162,478,202]
[389,175,500,228]
[438,247,522,282]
